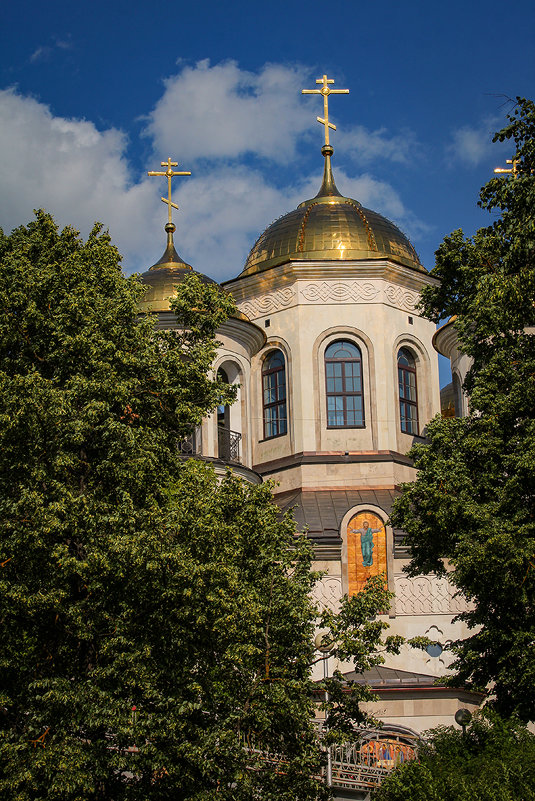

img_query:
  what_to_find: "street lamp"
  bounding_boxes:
[455,708,472,737]
[315,632,335,787]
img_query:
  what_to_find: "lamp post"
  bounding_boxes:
[315,632,335,787]
[455,707,472,738]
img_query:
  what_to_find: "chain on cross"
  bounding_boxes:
[148,157,191,224]
[302,74,349,147]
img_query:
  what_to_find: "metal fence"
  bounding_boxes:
[331,733,418,791]
[218,426,241,462]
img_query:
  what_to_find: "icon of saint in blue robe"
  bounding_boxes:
[350,520,383,567]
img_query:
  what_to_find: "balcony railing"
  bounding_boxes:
[218,426,241,463]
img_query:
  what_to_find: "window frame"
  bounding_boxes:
[324,340,365,429]
[397,347,419,435]
[262,349,288,440]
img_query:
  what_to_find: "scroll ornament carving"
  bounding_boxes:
[238,287,296,318]
[312,576,342,612]
[383,284,420,311]
[300,281,380,303]
[394,574,473,615]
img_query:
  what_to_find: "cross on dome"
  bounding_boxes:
[148,157,191,225]
[302,74,349,147]
[494,158,519,177]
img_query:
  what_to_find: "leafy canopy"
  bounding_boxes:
[375,711,535,801]
[391,98,535,720]
[0,211,400,800]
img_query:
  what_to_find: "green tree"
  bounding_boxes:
[391,98,535,720]
[0,211,399,800]
[374,711,535,801]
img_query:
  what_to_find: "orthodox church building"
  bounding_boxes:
[138,77,481,769]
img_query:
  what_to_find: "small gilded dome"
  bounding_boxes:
[138,221,251,322]
[138,222,218,313]
[241,146,423,276]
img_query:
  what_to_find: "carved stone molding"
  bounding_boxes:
[394,574,472,615]
[238,280,420,315]
[313,576,342,612]
[238,287,296,318]
[383,284,419,311]
[300,281,380,303]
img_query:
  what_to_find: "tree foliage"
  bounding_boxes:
[0,212,399,799]
[375,711,535,801]
[391,98,535,720]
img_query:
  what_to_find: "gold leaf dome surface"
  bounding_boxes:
[241,151,423,277]
[138,222,249,321]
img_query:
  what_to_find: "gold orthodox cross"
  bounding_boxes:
[302,74,349,146]
[148,157,191,224]
[494,158,518,177]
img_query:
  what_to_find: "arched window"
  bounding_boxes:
[262,350,287,439]
[325,341,364,428]
[398,348,418,434]
[452,372,463,418]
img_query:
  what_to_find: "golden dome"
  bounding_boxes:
[241,146,423,277]
[138,222,219,313]
[138,222,250,322]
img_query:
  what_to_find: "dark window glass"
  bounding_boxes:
[217,367,230,429]
[262,350,287,439]
[325,341,364,427]
[398,348,419,434]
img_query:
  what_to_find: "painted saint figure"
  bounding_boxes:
[350,520,383,567]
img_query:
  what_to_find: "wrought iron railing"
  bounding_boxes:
[330,732,418,791]
[218,426,241,462]
[244,728,418,793]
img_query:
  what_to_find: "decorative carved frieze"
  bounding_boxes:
[383,284,419,311]
[300,281,380,303]
[237,280,420,316]
[394,574,472,615]
[238,286,296,318]
[313,576,342,612]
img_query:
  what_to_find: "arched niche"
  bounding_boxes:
[339,504,395,616]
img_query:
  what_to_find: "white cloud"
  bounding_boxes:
[30,36,73,63]
[0,65,430,282]
[145,60,422,171]
[337,125,418,165]
[332,169,431,241]
[447,116,506,166]
[145,60,312,164]
[30,46,52,63]
[175,166,430,278]
[0,89,159,273]
[172,166,302,278]
[0,88,301,280]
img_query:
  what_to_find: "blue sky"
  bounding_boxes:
[1,0,533,383]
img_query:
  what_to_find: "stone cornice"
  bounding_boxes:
[254,450,414,475]
[149,311,265,355]
[223,258,439,302]
[217,316,266,355]
[432,318,458,358]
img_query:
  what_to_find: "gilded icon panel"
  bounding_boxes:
[347,511,387,595]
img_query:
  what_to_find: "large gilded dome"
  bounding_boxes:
[241,146,423,277]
